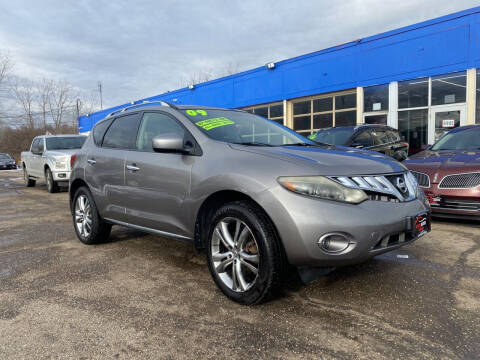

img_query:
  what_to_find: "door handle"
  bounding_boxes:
[126,164,140,172]
[87,159,96,165]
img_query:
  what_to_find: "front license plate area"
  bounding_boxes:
[412,212,430,237]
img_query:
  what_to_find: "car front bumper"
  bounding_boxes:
[259,185,431,267]
[422,184,480,219]
[52,170,71,182]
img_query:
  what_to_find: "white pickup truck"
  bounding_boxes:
[21,134,87,193]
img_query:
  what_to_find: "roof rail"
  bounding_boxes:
[106,100,178,118]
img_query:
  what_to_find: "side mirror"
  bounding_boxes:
[152,133,191,154]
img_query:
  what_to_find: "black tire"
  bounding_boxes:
[206,200,287,305]
[72,186,111,245]
[23,166,36,187]
[45,168,59,193]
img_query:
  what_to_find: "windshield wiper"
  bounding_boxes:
[282,142,323,147]
[232,142,274,147]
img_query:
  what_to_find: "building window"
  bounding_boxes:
[243,102,284,125]
[292,91,356,135]
[476,70,480,124]
[431,71,466,105]
[364,84,389,112]
[398,77,428,109]
[398,109,428,155]
[364,84,389,125]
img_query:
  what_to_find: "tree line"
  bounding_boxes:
[0,51,99,161]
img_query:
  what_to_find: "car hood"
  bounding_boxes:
[45,149,78,157]
[404,149,480,182]
[229,144,406,176]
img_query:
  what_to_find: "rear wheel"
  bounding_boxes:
[45,168,59,193]
[206,201,286,305]
[23,166,36,187]
[72,186,111,245]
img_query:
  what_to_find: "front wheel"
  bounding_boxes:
[206,201,287,305]
[45,168,59,193]
[72,186,111,245]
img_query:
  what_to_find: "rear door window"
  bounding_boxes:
[372,130,390,145]
[102,114,140,149]
[352,131,374,147]
[136,112,185,152]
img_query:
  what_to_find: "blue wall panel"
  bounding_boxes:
[79,6,480,132]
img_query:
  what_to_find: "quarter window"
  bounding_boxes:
[136,112,185,152]
[102,114,140,149]
[93,118,113,146]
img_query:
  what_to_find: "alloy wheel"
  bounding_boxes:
[211,217,260,292]
[75,194,92,238]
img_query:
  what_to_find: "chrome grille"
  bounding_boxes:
[329,172,417,202]
[411,170,430,188]
[438,172,480,189]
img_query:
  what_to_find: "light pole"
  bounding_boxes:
[98,81,103,110]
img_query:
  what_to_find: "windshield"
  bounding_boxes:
[0,154,12,160]
[431,127,480,151]
[45,136,87,150]
[180,109,311,146]
[310,128,354,145]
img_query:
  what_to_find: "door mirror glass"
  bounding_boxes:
[152,133,187,153]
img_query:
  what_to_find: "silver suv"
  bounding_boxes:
[70,101,431,304]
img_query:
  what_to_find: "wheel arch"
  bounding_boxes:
[193,190,284,256]
[69,178,89,213]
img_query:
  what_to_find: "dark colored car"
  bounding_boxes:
[0,153,17,169]
[404,125,480,219]
[309,125,409,161]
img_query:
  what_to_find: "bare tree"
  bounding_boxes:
[36,78,53,132]
[0,51,11,90]
[48,79,75,132]
[10,77,36,128]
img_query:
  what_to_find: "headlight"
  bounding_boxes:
[54,160,66,169]
[278,176,368,204]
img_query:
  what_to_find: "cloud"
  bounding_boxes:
[0,0,478,108]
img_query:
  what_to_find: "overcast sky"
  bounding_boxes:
[0,0,478,109]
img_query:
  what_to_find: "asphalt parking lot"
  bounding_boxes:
[0,170,479,359]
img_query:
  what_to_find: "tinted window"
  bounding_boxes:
[46,136,86,150]
[313,113,332,129]
[398,77,428,108]
[93,119,113,146]
[386,130,400,142]
[293,116,311,131]
[365,114,387,125]
[269,104,283,118]
[364,84,389,111]
[335,111,356,127]
[312,128,354,145]
[102,114,140,149]
[398,109,428,154]
[254,107,268,118]
[313,98,332,112]
[335,94,356,110]
[352,131,374,147]
[372,130,390,145]
[136,112,185,152]
[293,101,311,115]
[431,71,466,105]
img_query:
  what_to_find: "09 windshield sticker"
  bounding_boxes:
[195,117,235,130]
[186,109,208,116]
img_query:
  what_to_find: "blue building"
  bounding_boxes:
[79,6,480,153]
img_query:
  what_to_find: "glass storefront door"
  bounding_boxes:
[430,105,466,143]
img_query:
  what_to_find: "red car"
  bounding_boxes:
[404,125,480,220]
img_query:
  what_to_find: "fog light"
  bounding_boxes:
[58,173,66,178]
[318,233,351,253]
